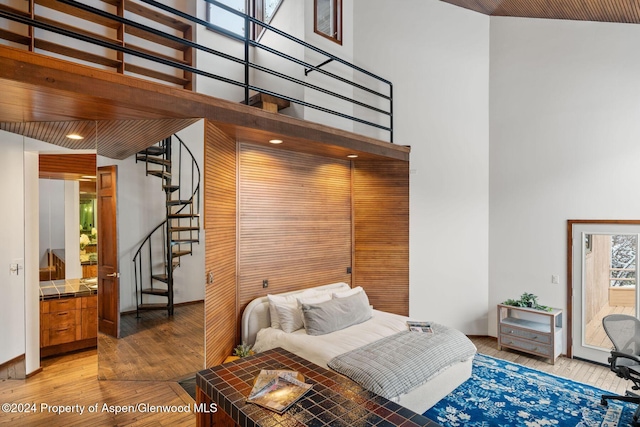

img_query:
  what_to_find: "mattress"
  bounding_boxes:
[253,309,475,413]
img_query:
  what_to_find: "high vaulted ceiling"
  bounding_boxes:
[440,0,640,24]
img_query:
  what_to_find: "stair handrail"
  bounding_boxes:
[173,134,201,216]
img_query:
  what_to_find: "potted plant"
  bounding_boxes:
[503,292,551,311]
[225,342,255,363]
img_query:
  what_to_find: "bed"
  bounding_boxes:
[241,282,476,414]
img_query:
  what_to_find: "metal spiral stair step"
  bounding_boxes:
[169,226,200,232]
[172,250,192,258]
[148,170,172,179]
[167,199,192,206]
[151,274,169,283]
[136,155,171,166]
[139,146,166,156]
[163,185,180,192]
[171,238,200,244]
[168,213,200,218]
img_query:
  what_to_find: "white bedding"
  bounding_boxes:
[252,308,475,413]
[253,309,415,368]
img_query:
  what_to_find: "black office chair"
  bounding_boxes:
[601,314,640,425]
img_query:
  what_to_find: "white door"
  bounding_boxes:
[571,223,640,364]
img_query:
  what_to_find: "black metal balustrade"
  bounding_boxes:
[0,0,393,141]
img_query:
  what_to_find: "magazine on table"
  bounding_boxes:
[407,320,434,334]
[246,370,312,414]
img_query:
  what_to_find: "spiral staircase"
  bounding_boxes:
[133,135,200,317]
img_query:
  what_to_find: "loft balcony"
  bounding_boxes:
[0,0,406,162]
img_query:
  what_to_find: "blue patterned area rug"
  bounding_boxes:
[424,353,637,427]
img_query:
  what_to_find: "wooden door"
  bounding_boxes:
[97,165,119,338]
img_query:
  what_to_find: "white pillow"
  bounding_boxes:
[332,286,364,299]
[297,293,333,306]
[277,293,333,333]
[267,289,319,330]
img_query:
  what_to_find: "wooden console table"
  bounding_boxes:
[497,304,563,364]
[196,347,441,427]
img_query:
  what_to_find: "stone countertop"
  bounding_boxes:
[39,278,97,301]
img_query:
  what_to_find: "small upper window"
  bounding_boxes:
[209,0,246,37]
[207,0,283,40]
[314,0,342,45]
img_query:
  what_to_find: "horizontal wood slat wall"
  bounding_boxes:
[353,160,409,316]
[237,144,352,323]
[204,121,237,366]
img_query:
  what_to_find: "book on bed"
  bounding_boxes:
[246,370,312,414]
[407,320,433,334]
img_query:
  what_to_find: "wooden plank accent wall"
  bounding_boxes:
[353,160,409,316]
[204,121,237,366]
[237,144,353,324]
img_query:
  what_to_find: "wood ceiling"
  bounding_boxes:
[440,0,640,24]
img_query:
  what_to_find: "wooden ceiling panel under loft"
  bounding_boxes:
[439,0,640,24]
[0,118,200,159]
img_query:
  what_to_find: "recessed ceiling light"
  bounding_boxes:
[347,154,358,158]
[269,139,283,144]
[66,134,84,140]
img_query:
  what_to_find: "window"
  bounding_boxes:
[314,0,342,45]
[207,0,283,40]
[208,0,246,37]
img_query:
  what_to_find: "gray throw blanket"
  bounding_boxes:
[327,324,476,399]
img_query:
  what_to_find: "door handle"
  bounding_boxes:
[106,272,120,278]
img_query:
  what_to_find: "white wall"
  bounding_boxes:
[98,121,206,312]
[489,18,640,342]
[39,179,65,267]
[353,1,490,334]
[252,0,306,120]
[0,131,26,366]
[64,181,82,279]
[24,152,40,375]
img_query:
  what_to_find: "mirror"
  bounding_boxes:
[7,120,204,385]
[96,121,205,382]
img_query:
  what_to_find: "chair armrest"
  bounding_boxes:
[610,351,640,366]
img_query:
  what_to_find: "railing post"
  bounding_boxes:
[389,83,394,143]
[244,12,250,104]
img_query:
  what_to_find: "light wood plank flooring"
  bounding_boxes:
[585,304,635,349]
[98,302,205,381]
[0,335,633,426]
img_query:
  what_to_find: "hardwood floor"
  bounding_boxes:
[98,302,205,381]
[585,304,635,349]
[0,349,195,426]
[0,334,632,426]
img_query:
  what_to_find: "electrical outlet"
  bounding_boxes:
[208,271,214,284]
[346,267,352,274]
[262,279,268,288]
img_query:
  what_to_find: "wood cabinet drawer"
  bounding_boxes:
[500,324,551,345]
[500,335,552,357]
[49,326,77,346]
[48,298,80,313]
[48,310,77,329]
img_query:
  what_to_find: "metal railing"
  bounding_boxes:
[0,0,393,141]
